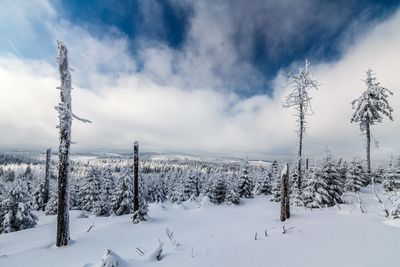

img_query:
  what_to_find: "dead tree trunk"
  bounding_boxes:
[133,141,139,222]
[366,121,371,174]
[56,41,72,247]
[297,101,304,189]
[280,163,290,222]
[305,158,309,171]
[43,148,51,211]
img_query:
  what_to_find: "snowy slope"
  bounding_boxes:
[0,186,399,267]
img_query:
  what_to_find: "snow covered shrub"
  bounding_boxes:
[208,176,227,204]
[99,249,119,267]
[45,193,58,215]
[112,173,133,216]
[170,190,184,204]
[372,167,385,184]
[383,157,400,192]
[389,190,400,219]
[237,160,254,199]
[2,169,15,182]
[225,189,240,205]
[80,168,101,212]
[1,184,37,233]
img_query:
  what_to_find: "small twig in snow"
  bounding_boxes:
[136,247,145,257]
[166,228,181,251]
[86,223,95,232]
[282,225,295,234]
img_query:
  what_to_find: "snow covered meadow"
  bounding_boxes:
[0,152,400,267]
[2,2,400,266]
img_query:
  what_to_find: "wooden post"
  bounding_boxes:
[133,141,139,221]
[43,148,51,211]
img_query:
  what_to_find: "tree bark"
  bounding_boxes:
[366,122,371,174]
[43,148,51,211]
[133,141,139,222]
[280,164,290,222]
[56,42,72,247]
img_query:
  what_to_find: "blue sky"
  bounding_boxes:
[1,0,400,159]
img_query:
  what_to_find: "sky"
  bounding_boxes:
[1,0,400,162]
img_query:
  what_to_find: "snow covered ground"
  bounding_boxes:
[1,186,399,267]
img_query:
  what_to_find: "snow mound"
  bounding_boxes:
[98,249,120,267]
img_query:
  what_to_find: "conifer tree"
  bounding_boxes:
[94,168,115,216]
[317,152,344,205]
[1,184,37,233]
[32,182,46,211]
[270,160,282,202]
[80,168,101,212]
[45,193,58,216]
[237,160,254,199]
[345,159,365,193]
[290,171,303,206]
[351,69,393,173]
[225,189,240,205]
[182,171,201,200]
[208,176,227,204]
[303,165,330,208]
[148,173,166,203]
[112,173,133,216]
[255,170,273,195]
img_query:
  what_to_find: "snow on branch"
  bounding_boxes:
[351,68,393,132]
[55,40,92,126]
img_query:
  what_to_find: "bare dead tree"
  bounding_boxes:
[280,163,290,222]
[55,41,91,247]
[43,148,51,211]
[283,60,319,189]
[133,141,139,222]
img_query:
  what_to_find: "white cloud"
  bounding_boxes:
[0,1,400,164]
